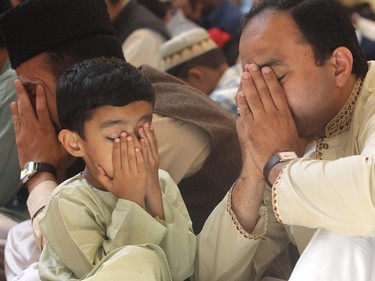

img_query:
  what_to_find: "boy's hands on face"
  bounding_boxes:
[97,132,147,206]
[138,123,164,219]
[97,122,164,218]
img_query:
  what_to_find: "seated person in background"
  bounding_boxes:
[349,3,375,60]
[0,0,19,241]
[0,1,22,279]
[104,0,171,69]
[160,27,241,116]
[38,57,196,281]
[195,0,242,66]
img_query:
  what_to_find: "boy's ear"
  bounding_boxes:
[186,67,205,85]
[58,129,85,157]
[330,46,353,88]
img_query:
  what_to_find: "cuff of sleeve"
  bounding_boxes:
[226,186,268,240]
[271,159,298,224]
[27,180,56,219]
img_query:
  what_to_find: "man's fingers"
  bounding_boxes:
[240,70,264,115]
[10,102,21,136]
[14,79,36,125]
[261,67,289,111]
[247,64,276,111]
[35,84,53,128]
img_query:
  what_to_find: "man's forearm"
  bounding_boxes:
[231,175,265,233]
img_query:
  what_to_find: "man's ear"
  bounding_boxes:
[58,129,85,157]
[330,46,353,88]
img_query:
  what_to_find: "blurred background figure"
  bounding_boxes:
[172,0,242,66]
[160,27,240,116]
[344,1,375,60]
[104,0,171,69]
[0,1,24,280]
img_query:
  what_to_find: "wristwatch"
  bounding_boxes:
[263,151,298,186]
[20,161,57,185]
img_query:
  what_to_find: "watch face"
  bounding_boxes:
[20,162,37,182]
[277,151,298,161]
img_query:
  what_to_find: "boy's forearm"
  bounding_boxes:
[145,184,164,219]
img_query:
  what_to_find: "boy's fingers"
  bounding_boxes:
[112,136,122,172]
[96,165,112,191]
[125,135,137,172]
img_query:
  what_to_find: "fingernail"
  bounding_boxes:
[242,72,251,79]
[249,64,259,72]
[262,66,271,74]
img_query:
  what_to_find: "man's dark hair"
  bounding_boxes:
[0,0,11,48]
[57,57,155,139]
[242,0,368,78]
[166,48,227,79]
[45,35,124,79]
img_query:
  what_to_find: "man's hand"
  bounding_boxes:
[236,64,308,173]
[232,114,266,232]
[11,80,73,188]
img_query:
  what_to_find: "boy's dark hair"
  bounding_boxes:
[242,0,368,78]
[57,57,155,139]
[166,48,227,79]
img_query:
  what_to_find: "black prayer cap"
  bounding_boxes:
[0,0,115,69]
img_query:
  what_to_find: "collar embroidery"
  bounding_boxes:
[325,78,363,138]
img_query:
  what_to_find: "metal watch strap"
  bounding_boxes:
[263,152,298,186]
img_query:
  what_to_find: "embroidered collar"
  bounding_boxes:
[325,78,363,138]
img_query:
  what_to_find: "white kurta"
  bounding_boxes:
[194,62,375,281]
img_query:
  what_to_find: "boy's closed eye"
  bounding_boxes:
[106,137,118,143]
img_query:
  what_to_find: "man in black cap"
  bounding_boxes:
[0,0,241,279]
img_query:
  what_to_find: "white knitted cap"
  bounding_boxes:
[160,27,218,71]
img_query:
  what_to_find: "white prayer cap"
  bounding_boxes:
[160,27,218,71]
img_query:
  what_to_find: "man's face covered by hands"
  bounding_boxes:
[239,10,342,139]
[16,53,60,127]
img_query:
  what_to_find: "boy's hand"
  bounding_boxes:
[98,132,147,206]
[138,123,164,219]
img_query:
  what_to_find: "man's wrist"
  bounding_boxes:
[25,172,57,193]
[267,161,291,186]
[263,151,298,186]
[231,176,265,233]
